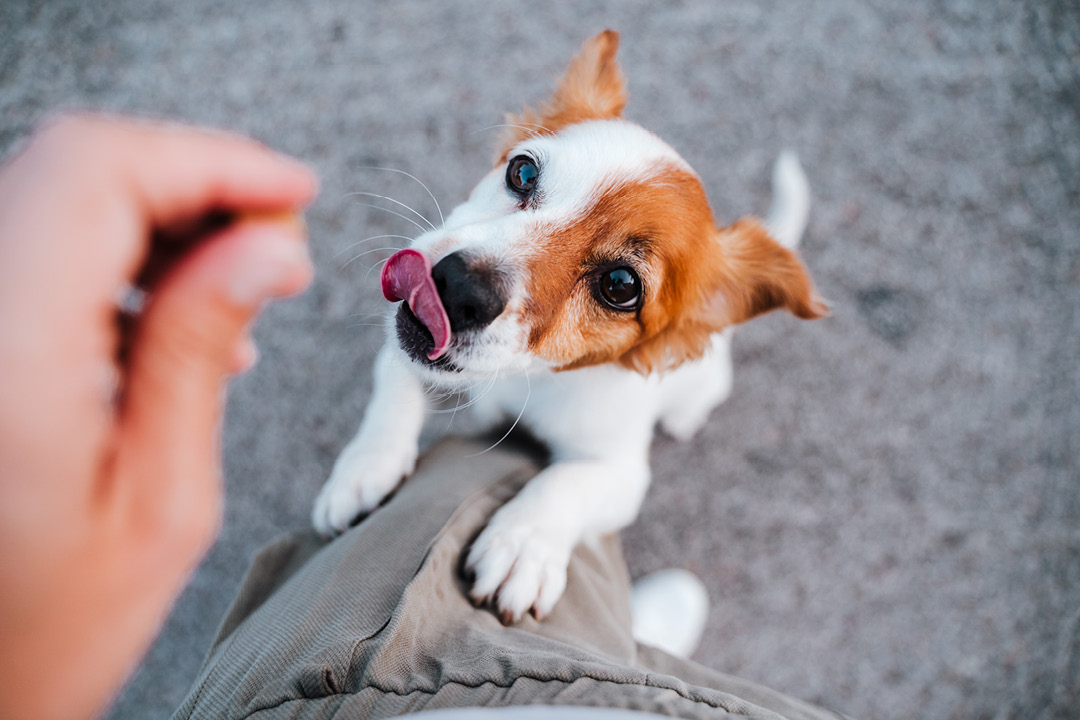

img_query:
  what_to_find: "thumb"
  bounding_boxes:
[112,217,312,546]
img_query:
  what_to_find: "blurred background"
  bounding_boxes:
[2,2,1078,718]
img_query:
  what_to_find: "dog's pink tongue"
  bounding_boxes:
[381,249,451,360]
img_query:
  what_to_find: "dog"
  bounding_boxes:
[312,30,826,624]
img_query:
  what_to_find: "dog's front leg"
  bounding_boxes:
[464,456,650,624]
[312,344,426,536]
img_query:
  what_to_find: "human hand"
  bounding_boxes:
[0,114,317,720]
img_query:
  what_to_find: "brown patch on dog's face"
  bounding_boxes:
[497,30,628,162]
[518,170,827,375]
[522,167,715,370]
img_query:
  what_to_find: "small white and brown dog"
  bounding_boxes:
[313,30,826,624]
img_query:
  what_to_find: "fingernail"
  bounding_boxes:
[273,149,314,173]
[273,154,320,197]
[230,334,259,374]
[227,231,313,306]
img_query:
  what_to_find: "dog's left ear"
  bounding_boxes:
[710,218,829,327]
[498,30,627,159]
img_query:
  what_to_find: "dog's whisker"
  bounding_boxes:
[427,370,500,416]
[473,122,553,138]
[364,256,393,281]
[423,382,459,404]
[459,371,500,410]
[423,371,498,413]
[457,371,501,419]
[354,166,445,228]
[514,121,554,135]
[345,322,389,330]
[466,368,531,458]
[348,201,431,234]
[341,247,402,271]
[443,371,499,432]
[344,191,437,232]
[331,234,412,261]
[342,312,388,321]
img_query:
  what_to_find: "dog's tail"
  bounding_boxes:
[765,151,810,250]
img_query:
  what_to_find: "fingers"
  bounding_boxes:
[110,215,312,552]
[40,113,318,226]
[9,114,318,294]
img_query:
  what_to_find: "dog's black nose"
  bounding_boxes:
[431,252,505,332]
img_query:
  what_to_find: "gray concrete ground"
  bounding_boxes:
[2,2,1078,718]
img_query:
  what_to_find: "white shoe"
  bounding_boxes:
[629,568,709,659]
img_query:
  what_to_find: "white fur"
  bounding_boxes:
[765,150,810,250]
[312,120,807,622]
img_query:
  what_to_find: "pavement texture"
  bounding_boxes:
[2,2,1078,719]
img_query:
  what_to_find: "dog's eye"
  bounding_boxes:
[597,267,641,311]
[506,155,539,197]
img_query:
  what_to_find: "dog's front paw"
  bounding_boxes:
[311,438,417,537]
[464,511,573,624]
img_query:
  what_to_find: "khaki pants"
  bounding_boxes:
[172,439,842,720]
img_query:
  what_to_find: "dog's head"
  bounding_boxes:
[383,30,826,383]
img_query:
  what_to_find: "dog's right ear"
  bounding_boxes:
[497,30,628,161]
[710,218,830,327]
